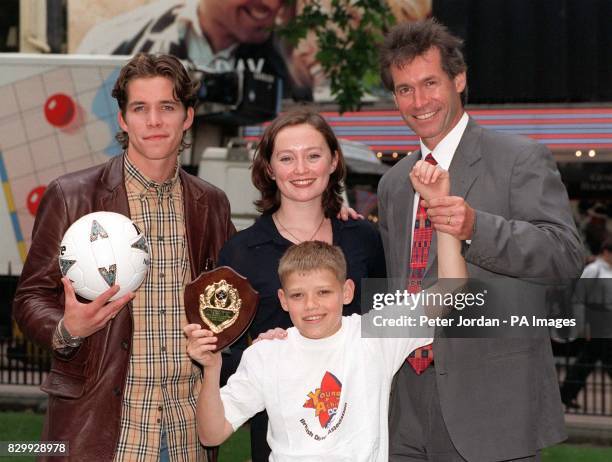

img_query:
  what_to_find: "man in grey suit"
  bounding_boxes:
[377,19,584,461]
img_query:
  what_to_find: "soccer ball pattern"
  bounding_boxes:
[59,211,150,301]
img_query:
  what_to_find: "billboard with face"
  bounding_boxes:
[69,0,431,102]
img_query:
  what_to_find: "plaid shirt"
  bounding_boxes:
[115,155,205,461]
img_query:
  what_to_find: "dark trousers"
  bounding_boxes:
[250,410,271,462]
[561,338,612,403]
[389,361,541,462]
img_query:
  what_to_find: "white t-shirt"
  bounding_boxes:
[220,314,431,461]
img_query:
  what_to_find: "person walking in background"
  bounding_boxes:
[377,18,583,461]
[561,237,612,410]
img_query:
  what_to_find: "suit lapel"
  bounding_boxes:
[181,171,209,279]
[98,154,130,216]
[449,118,482,199]
[424,118,482,277]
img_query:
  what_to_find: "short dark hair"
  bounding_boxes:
[111,53,199,151]
[251,108,346,217]
[278,241,347,287]
[379,18,468,105]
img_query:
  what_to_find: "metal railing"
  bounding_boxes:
[1,335,610,416]
[0,336,50,386]
[553,340,612,416]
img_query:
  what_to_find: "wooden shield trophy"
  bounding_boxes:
[184,266,258,352]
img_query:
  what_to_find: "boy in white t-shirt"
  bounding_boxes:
[184,161,466,461]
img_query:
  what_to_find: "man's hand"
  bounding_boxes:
[252,327,288,344]
[62,277,134,338]
[423,196,476,240]
[409,160,450,201]
[184,324,221,368]
[337,205,363,221]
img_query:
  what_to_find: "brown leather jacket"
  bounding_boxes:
[13,154,235,461]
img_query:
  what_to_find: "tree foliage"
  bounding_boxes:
[280,1,395,113]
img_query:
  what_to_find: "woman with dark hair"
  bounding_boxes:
[218,108,386,461]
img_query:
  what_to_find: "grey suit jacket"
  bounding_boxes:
[378,117,584,461]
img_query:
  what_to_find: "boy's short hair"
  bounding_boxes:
[278,241,346,286]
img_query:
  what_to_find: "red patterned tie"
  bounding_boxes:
[407,153,436,374]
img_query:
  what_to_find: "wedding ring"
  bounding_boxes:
[447,215,452,225]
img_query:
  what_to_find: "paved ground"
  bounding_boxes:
[0,384,47,412]
[564,413,612,445]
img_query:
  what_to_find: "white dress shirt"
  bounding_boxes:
[409,112,469,251]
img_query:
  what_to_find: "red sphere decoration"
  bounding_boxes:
[44,93,76,127]
[27,185,46,216]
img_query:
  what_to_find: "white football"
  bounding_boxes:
[58,211,150,301]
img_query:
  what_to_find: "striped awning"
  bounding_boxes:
[244,107,612,156]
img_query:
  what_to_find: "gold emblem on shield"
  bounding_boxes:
[199,279,242,333]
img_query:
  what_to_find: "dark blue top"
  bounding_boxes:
[218,214,386,362]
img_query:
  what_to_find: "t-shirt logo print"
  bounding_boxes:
[303,371,342,429]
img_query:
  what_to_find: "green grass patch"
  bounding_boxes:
[219,426,250,461]
[1,411,611,461]
[543,443,612,461]
[0,411,43,441]
[0,412,44,461]
[0,411,250,461]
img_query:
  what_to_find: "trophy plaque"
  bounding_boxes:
[184,266,258,352]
